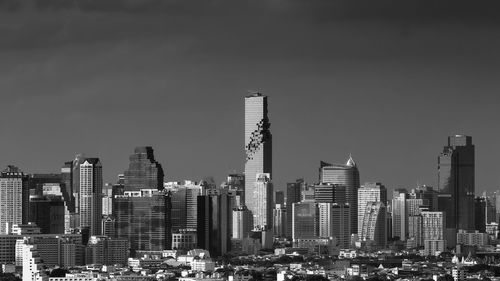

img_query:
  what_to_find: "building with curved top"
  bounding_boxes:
[319,156,360,234]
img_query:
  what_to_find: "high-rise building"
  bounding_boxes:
[359,202,387,248]
[292,202,318,241]
[61,154,87,230]
[438,135,475,232]
[320,157,360,234]
[244,93,272,221]
[273,204,286,237]
[252,173,273,230]
[123,146,165,191]
[197,193,232,257]
[357,182,387,235]
[114,189,171,253]
[226,174,245,206]
[29,195,66,234]
[79,158,103,236]
[314,184,346,204]
[0,166,29,234]
[422,211,446,255]
[410,185,438,211]
[318,203,351,248]
[233,205,254,239]
[286,179,304,239]
[392,189,408,240]
[275,191,285,206]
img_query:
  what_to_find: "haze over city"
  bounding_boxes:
[1,0,500,192]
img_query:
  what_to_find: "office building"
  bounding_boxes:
[292,202,318,241]
[273,204,286,237]
[123,146,165,191]
[357,182,387,235]
[319,157,360,234]
[252,173,273,230]
[79,158,103,236]
[359,202,387,248]
[197,193,232,257]
[0,166,29,234]
[286,179,304,238]
[29,195,66,234]
[318,203,351,248]
[410,185,438,211]
[226,173,245,206]
[85,235,129,266]
[438,135,475,232]
[61,154,87,230]
[314,184,346,204]
[114,189,172,253]
[244,93,272,221]
[232,206,253,240]
[275,190,284,205]
[392,189,408,240]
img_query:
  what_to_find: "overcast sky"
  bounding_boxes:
[1,0,500,193]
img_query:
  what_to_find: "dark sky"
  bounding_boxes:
[1,0,500,193]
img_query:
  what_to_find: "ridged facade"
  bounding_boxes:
[244,94,272,229]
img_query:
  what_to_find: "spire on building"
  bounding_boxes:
[346,154,356,167]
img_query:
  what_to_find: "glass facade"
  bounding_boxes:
[438,135,475,231]
[320,158,360,234]
[114,190,171,253]
[123,147,164,191]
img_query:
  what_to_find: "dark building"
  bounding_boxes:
[197,193,232,257]
[29,195,65,234]
[123,147,165,191]
[314,184,346,204]
[438,135,475,232]
[410,185,438,211]
[275,190,285,206]
[474,197,487,233]
[319,156,360,234]
[286,179,304,239]
[114,189,171,254]
[170,187,188,233]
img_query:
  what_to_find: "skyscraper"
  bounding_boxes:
[318,203,351,248]
[124,146,165,191]
[79,158,103,236]
[357,182,387,235]
[292,202,318,241]
[252,173,273,230]
[244,93,272,221]
[0,166,29,234]
[392,189,408,240]
[286,179,304,239]
[422,211,446,255]
[320,157,360,234]
[438,135,475,232]
[359,202,387,248]
[114,189,172,253]
[197,193,232,257]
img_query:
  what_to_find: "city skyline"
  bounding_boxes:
[2,0,500,192]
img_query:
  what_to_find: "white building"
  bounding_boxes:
[22,239,48,281]
[357,183,387,235]
[0,166,26,235]
[79,159,103,236]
